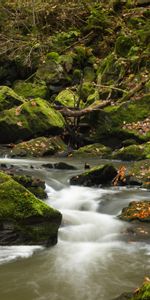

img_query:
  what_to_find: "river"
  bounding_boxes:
[0,157,150,300]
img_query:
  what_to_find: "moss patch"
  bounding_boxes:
[73,143,111,157]
[13,81,48,99]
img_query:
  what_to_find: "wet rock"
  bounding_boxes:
[0,171,62,246]
[119,200,150,222]
[54,162,76,170]
[70,164,117,187]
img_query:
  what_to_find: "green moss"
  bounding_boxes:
[13,81,48,99]
[80,82,95,102]
[115,35,134,57]
[0,98,65,143]
[0,86,24,112]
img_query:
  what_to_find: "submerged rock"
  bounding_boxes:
[70,164,117,187]
[0,171,62,246]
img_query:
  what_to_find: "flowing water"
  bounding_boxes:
[0,157,150,300]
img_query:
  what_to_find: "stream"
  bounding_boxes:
[0,157,150,300]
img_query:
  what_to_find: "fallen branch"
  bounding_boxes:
[54,100,111,117]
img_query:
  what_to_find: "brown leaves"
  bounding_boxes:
[112,165,126,186]
[123,118,150,135]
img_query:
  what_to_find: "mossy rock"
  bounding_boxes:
[55,88,79,108]
[10,136,67,157]
[70,164,117,187]
[12,174,47,199]
[129,159,150,186]
[0,86,24,112]
[119,200,150,222]
[13,81,48,99]
[0,98,65,143]
[73,143,111,158]
[113,142,150,161]
[97,53,126,84]
[115,35,134,57]
[0,171,62,246]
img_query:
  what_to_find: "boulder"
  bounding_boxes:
[10,136,67,157]
[0,171,62,246]
[119,200,150,222]
[55,88,79,107]
[70,164,117,187]
[0,86,24,112]
[0,98,65,143]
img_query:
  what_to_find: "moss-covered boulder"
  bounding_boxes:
[73,143,111,157]
[70,164,117,187]
[10,136,67,157]
[112,142,150,161]
[12,174,47,199]
[128,159,150,187]
[0,86,24,112]
[0,98,65,143]
[13,81,48,99]
[0,171,62,246]
[119,201,150,222]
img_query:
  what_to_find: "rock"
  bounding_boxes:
[119,200,150,222]
[53,162,77,170]
[70,164,117,187]
[13,81,48,99]
[42,162,76,170]
[73,143,111,158]
[10,136,67,157]
[0,171,62,246]
[0,86,24,112]
[12,174,47,199]
[0,98,65,143]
